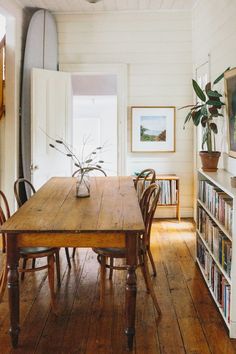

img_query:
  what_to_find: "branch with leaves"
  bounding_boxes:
[49,138,105,174]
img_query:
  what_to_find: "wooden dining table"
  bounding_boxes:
[1,176,145,350]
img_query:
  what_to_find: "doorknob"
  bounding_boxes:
[30,164,39,171]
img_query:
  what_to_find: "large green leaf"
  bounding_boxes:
[207,90,222,98]
[205,82,211,93]
[201,116,208,128]
[183,111,192,127]
[201,116,208,127]
[206,100,225,107]
[200,105,208,116]
[192,79,206,102]
[213,67,230,84]
[209,106,218,115]
[192,110,202,126]
[210,122,218,134]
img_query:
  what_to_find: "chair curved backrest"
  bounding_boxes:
[140,183,160,247]
[0,190,10,253]
[14,178,36,208]
[72,167,107,177]
[134,169,156,200]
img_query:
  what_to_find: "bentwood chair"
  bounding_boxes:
[71,168,107,258]
[134,169,156,201]
[134,168,157,275]
[93,184,161,315]
[14,178,71,268]
[0,191,60,312]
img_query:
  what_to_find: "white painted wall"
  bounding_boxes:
[0,0,25,211]
[192,0,236,175]
[56,11,194,217]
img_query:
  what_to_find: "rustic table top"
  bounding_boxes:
[1,176,144,234]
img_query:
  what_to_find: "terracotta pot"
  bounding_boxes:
[199,151,221,172]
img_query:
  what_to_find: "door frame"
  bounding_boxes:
[60,63,128,176]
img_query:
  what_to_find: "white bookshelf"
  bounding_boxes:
[196,169,236,337]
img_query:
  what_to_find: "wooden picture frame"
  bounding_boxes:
[131,106,175,152]
[225,68,236,158]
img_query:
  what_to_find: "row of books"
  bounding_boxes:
[157,180,177,205]
[198,207,232,277]
[198,180,233,235]
[197,237,231,323]
[136,179,177,205]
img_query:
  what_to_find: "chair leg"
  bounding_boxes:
[109,257,114,280]
[0,257,7,302]
[21,258,27,280]
[32,259,36,269]
[47,254,57,314]
[143,252,161,316]
[72,248,76,258]
[55,250,61,287]
[147,247,157,276]
[100,255,106,310]
[139,254,150,294]
[65,248,71,268]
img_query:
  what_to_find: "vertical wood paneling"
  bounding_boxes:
[56,10,193,217]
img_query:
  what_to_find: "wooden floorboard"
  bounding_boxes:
[0,219,236,353]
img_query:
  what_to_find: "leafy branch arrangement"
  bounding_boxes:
[49,137,105,175]
[181,68,230,152]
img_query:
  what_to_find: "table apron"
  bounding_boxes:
[15,232,126,248]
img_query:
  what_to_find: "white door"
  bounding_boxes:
[72,95,118,176]
[31,68,72,190]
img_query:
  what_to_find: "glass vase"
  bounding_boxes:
[76,172,90,198]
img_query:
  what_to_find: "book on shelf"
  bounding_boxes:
[136,178,178,205]
[157,179,177,205]
[198,180,233,235]
[198,207,232,278]
[197,237,231,323]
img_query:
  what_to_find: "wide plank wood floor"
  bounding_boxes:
[1,219,236,354]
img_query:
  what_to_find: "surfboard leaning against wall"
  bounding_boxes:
[20,9,58,199]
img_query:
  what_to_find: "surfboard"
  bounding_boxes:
[20,9,58,187]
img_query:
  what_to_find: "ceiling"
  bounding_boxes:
[16,0,196,13]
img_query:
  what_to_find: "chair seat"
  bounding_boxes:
[93,247,126,258]
[20,247,56,255]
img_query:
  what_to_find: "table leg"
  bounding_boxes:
[7,234,20,348]
[125,232,137,351]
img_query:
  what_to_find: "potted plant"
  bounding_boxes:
[181,68,230,172]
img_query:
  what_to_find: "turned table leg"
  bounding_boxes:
[7,234,20,348]
[125,232,138,351]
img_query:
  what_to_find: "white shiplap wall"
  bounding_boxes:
[192,0,236,176]
[56,11,193,217]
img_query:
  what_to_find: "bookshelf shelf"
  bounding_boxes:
[196,229,231,284]
[196,258,230,329]
[156,175,180,221]
[196,169,236,337]
[197,199,232,241]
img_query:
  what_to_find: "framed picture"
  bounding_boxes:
[131,106,175,152]
[225,68,236,158]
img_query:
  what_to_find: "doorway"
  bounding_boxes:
[61,63,128,176]
[71,74,118,176]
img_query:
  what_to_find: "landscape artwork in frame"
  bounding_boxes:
[225,68,236,158]
[131,106,175,152]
